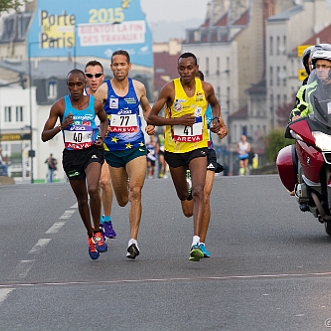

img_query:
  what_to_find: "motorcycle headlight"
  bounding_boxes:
[312,131,331,151]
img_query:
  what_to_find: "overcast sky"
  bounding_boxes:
[140,0,210,23]
[140,0,211,41]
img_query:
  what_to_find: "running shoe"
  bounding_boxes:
[186,169,192,200]
[126,243,139,259]
[88,236,100,260]
[101,220,117,239]
[189,244,204,261]
[94,231,108,253]
[198,244,211,258]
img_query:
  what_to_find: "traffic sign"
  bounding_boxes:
[298,69,307,81]
[297,45,314,58]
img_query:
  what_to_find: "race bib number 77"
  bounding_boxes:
[109,114,138,133]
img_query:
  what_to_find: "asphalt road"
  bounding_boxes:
[1,175,331,330]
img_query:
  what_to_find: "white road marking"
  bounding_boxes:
[45,222,66,234]
[59,210,76,219]
[2,270,331,289]
[70,203,78,209]
[8,260,35,279]
[0,288,14,305]
[7,207,73,282]
[28,239,52,255]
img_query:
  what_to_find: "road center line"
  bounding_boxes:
[7,260,35,280]
[28,239,52,255]
[0,288,14,305]
[45,221,66,234]
[59,210,76,219]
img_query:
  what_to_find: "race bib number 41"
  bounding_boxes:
[173,121,203,142]
[109,114,138,133]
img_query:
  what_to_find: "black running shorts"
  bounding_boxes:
[164,148,208,168]
[63,145,104,180]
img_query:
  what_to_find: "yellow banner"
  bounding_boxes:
[0,133,30,141]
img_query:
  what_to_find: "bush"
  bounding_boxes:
[264,129,293,163]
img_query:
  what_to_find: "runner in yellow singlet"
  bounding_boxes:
[148,52,228,261]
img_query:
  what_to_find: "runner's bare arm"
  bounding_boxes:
[95,99,108,140]
[133,80,155,135]
[147,83,195,127]
[41,99,73,142]
[203,81,228,137]
[94,82,108,105]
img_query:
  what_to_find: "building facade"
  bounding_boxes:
[0,0,153,182]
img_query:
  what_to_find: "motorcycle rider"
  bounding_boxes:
[306,44,331,107]
[288,45,315,122]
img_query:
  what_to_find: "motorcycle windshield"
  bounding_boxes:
[306,69,331,126]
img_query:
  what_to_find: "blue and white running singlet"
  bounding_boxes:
[205,104,214,149]
[62,95,99,150]
[103,78,145,151]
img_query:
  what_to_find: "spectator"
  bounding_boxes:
[146,135,157,179]
[0,147,8,176]
[236,134,251,175]
[45,153,57,183]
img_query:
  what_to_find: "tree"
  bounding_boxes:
[0,0,25,13]
[264,129,293,163]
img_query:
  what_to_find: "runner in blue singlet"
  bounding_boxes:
[41,69,108,261]
[94,50,155,259]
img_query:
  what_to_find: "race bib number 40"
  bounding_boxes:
[64,130,93,150]
[173,121,203,142]
[109,114,138,133]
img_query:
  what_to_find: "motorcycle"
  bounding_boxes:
[277,69,331,235]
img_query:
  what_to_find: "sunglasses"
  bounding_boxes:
[85,73,103,78]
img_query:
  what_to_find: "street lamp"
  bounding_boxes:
[27,41,41,184]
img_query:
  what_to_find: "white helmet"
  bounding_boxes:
[311,44,331,66]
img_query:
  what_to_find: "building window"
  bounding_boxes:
[270,36,273,55]
[269,66,273,86]
[227,86,230,110]
[283,66,287,86]
[4,106,12,122]
[283,36,287,54]
[16,106,23,122]
[277,94,281,107]
[270,94,274,111]
[48,81,57,99]
[217,86,220,100]
[276,66,280,86]
[276,36,280,55]
[206,57,209,76]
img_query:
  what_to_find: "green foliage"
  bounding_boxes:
[264,129,293,163]
[0,0,25,13]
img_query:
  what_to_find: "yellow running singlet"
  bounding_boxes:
[164,77,208,153]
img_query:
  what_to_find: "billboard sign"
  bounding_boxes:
[27,0,152,67]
